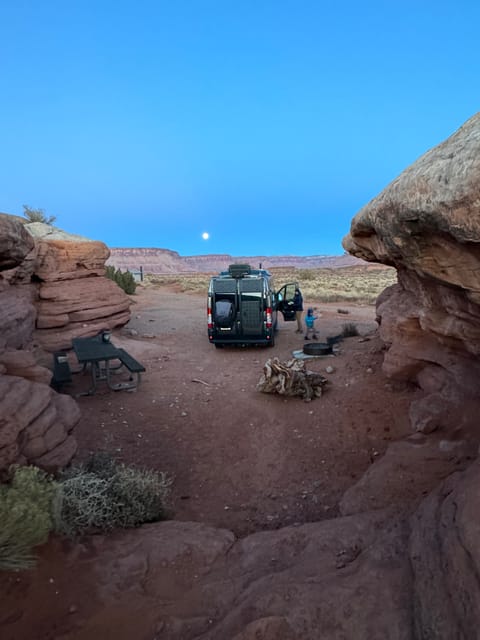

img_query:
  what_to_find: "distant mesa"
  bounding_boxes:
[106,248,364,274]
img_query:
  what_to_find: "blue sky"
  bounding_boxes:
[1,1,479,257]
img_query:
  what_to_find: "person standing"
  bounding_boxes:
[304,307,319,340]
[292,286,304,333]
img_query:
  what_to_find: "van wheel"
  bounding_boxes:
[268,337,275,348]
[214,343,224,349]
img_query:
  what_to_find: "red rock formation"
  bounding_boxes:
[3,461,480,638]
[343,112,480,432]
[0,214,131,472]
[0,376,80,472]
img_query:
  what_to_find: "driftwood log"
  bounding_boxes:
[256,357,328,401]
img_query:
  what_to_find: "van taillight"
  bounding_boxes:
[207,306,213,329]
[266,307,272,328]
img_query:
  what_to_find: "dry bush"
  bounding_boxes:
[53,454,173,537]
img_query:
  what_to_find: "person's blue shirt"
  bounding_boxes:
[305,308,317,327]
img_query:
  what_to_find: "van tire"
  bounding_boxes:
[214,343,224,349]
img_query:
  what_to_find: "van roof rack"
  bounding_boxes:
[227,263,252,278]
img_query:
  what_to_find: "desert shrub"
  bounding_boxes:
[105,266,136,295]
[342,322,359,337]
[0,466,57,570]
[53,472,116,537]
[109,465,172,528]
[53,454,172,537]
[297,269,315,281]
[22,204,56,225]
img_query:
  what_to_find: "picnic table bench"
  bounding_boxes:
[50,352,72,391]
[66,334,147,396]
[115,348,146,386]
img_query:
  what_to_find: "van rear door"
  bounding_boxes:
[211,278,238,337]
[239,278,264,336]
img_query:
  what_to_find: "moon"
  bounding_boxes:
[202,232,209,240]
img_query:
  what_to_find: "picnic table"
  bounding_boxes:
[70,333,145,396]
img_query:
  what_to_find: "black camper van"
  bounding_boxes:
[207,264,298,347]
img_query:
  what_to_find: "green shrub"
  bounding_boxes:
[0,466,57,570]
[53,454,172,537]
[105,266,136,295]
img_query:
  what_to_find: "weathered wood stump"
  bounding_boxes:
[256,357,328,401]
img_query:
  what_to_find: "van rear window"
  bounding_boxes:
[212,280,237,294]
[239,279,264,293]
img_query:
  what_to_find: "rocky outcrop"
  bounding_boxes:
[34,257,131,351]
[2,460,480,639]
[0,212,35,270]
[343,112,480,431]
[28,228,131,352]
[0,214,131,471]
[0,376,80,473]
[409,458,480,638]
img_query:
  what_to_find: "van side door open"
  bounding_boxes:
[275,283,298,321]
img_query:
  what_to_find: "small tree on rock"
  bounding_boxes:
[22,205,56,225]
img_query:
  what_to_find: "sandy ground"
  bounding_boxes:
[69,283,416,536]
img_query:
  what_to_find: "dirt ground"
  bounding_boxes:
[70,283,416,537]
[0,283,423,640]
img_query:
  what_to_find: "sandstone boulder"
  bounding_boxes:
[34,238,109,282]
[0,512,414,639]
[0,212,34,269]
[0,375,80,472]
[0,349,52,385]
[31,236,131,351]
[0,281,37,351]
[410,458,480,638]
[35,276,131,351]
[0,213,130,471]
[343,112,480,418]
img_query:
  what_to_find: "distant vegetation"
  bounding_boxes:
[106,265,137,295]
[145,265,397,305]
[22,204,57,225]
